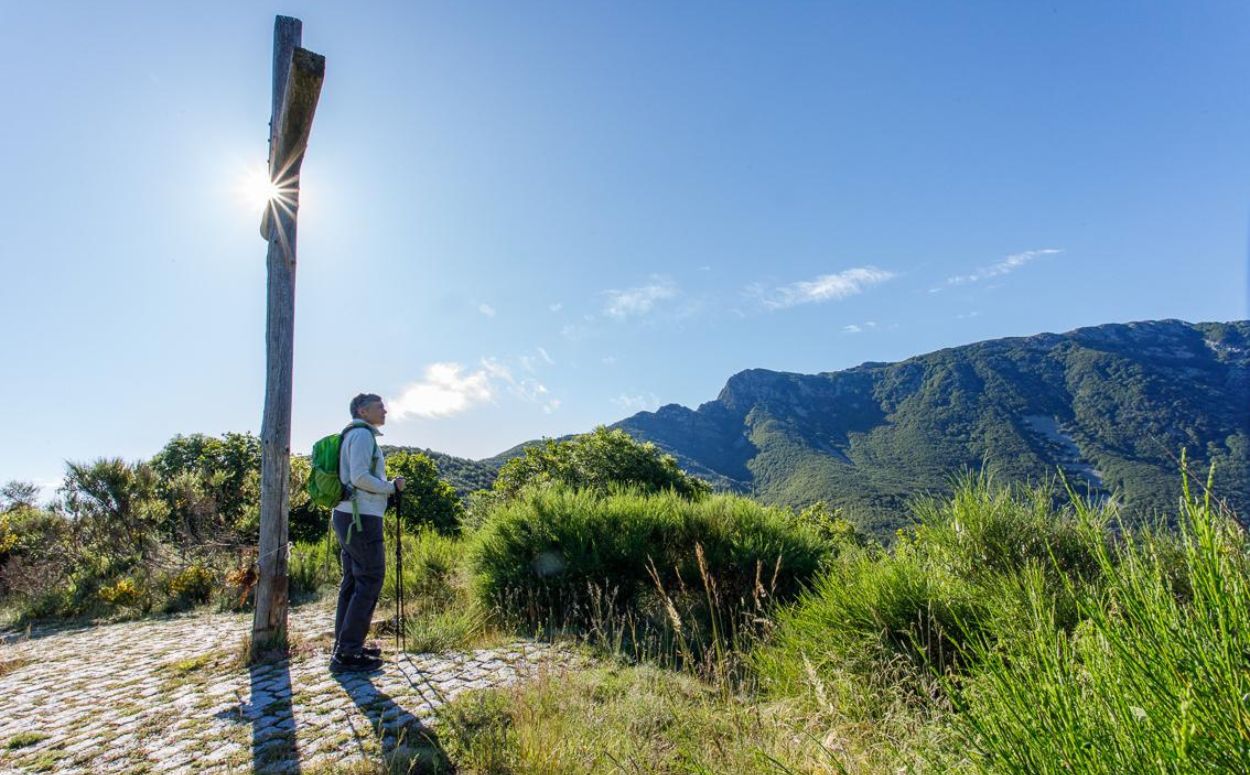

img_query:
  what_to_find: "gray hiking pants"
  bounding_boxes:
[331,510,386,656]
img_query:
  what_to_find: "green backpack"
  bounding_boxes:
[308,423,380,542]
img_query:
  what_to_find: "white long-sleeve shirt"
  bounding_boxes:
[335,420,393,517]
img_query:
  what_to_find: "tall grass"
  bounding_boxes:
[756,477,1111,702]
[290,519,467,605]
[381,523,492,652]
[952,470,1250,773]
[292,520,492,652]
[289,530,340,596]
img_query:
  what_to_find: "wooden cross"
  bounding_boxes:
[253,15,325,649]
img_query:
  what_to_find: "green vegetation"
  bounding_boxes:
[424,471,1249,774]
[386,446,501,498]
[951,475,1250,773]
[386,450,465,534]
[3,376,1247,772]
[491,426,711,501]
[440,665,822,774]
[4,732,48,750]
[471,486,828,653]
[0,432,464,625]
[151,432,262,539]
[614,319,1250,535]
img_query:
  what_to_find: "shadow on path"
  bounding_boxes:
[332,662,452,773]
[248,657,301,775]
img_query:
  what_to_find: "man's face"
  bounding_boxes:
[360,400,387,427]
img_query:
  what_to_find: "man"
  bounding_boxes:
[330,393,405,672]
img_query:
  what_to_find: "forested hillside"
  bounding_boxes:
[382,447,500,497]
[612,319,1250,534]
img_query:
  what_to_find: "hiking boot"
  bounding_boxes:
[330,651,383,672]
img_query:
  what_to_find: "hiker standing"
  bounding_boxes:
[330,393,405,671]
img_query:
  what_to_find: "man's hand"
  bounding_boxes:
[394,477,406,492]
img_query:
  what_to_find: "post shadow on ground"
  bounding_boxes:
[210,653,301,774]
[331,665,452,773]
[244,655,302,775]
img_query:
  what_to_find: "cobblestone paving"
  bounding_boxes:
[0,603,572,773]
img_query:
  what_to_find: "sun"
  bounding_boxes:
[236,163,296,215]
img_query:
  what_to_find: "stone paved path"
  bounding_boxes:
[0,602,573,773]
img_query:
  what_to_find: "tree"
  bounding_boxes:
[1,481,39,512]
[151,432,262,539]
[0,505,71,599]
[385,450,464,534]
[492,426,710,500]
[59,458,168,571]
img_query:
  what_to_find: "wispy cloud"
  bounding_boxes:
[941,249,1062,289]
[477,303,496,318]
[603,276,678,319]
[389,363,495,419]
[842,321,878,335]
[513,379,549,403]
[481,357,551,404]
[612,392,661,412]
[757,266,895,310]
[549,302,563,313]
[542,399,561,414]
[520,346,555,373]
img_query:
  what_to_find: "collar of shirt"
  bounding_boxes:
[345,418,383,436]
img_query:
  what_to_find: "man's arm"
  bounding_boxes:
[344,429,395,495]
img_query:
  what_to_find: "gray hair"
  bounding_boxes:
[349,393,383,419]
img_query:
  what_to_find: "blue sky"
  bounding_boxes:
[2,1,1247,495]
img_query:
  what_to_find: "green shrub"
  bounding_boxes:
[164,563,215,606]
[794,500,871,548]
[470,486,828,651]
[97,577,151,612]
[61,458,168,569]
[0,507,71,601]
[756,543,987,708]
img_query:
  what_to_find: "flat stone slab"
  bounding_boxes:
[0,603,575,773]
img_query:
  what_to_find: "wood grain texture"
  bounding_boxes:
[254,15,324,645]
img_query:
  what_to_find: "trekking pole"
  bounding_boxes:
[394,485,404,658]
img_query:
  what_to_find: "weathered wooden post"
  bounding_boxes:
[254,15,324,649]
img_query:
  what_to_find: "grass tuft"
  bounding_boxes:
[5,732,48,750]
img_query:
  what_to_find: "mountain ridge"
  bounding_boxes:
[611,319,1249,533]
[397,319,1250,535]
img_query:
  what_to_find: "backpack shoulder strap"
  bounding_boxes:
[338,422,377,544]
[340,423,382,477]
